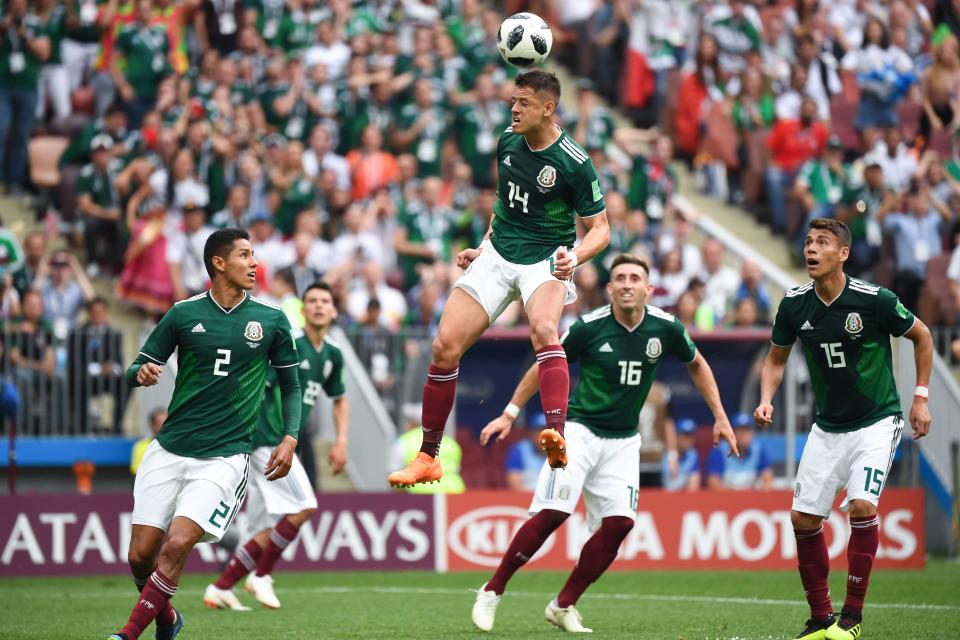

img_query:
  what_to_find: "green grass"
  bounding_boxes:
[1,561,958,639]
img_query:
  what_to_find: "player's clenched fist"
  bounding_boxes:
[456,247,483,269]
[551,247,578,279]
[136,362,163,386]
[265,435,297,481]
[754,403,774,428]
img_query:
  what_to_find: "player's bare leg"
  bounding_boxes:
[791,510,834,640]
[110,518,203,640]
[472,509,569,631]
[244,508,316,609]
[825,499,878,640]
[389,288,489,487]
[526,281,569,469]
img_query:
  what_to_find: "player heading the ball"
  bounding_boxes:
[388,70,611,488]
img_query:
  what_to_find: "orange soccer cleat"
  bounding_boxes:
[387,452,443,488]
[538,428,567,469]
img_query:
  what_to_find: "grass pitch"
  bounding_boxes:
[1,561,957,639]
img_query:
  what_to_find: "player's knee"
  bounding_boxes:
[846,499,877,518]
[160,533,197,566]
[790,509,823,530]
[127,544,155,573]
[529,319,559,347]
[601,516,634,544]
[430,335,460,368]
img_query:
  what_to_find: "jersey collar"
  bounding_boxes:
[207,290,249,314]
[814,274,848,307]
[524,124,564,153]
[613,306,645,332]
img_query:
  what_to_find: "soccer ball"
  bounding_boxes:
[497,13,553,68]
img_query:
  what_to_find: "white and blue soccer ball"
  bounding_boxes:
[497,12,553,68]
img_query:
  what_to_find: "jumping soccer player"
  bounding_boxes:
[204,281,349,610]
[472,254,739,633]
[107,227,301,640]
[388,69,611,488]
[755,218,933,640]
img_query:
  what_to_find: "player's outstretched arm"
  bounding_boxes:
[755,345,792,428]
[479,362,541,445]
[685,351,739,457]
[904,318,933,440]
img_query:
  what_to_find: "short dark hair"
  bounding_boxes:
[808,218,852,248]
[274,268,296,291]
[610,253,650,276]
[203,227,250,280]
[303,281,333,302]
[87,296,108,311]
[515,70,561,102]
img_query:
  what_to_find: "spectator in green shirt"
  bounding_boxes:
[392,78,449,178]
[77,134,123,275]
[793,136,852,255]
[111,0,171,128]
[34,0,70,121]
[0,0,51,194]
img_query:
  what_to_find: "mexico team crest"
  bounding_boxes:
[645,337,662,359]
[844,312,863,334]
[537,165,557,189]
[244,320,264,342]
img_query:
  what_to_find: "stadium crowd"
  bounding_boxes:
[0,0,958,451]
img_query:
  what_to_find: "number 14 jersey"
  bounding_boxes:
[138,292,299,458]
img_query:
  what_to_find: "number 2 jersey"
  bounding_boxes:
[255,334,345,448]
[135,292,300,458]
[562,304,697,438]
[491,127,606,264]
[771,276,916,432]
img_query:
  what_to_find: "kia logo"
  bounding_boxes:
[447,506,556,567]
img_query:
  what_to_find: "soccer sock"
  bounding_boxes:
[485,509,568,595]
[419,363,459,457]
[557,516,634,608]
[255,517,300,577]
[133,567,176,627]
[536,346,568,436]
[214,539,263,589]
[120,570,177,640]
[844,514,880,616]
[794,526,833,619]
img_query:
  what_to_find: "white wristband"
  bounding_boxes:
[569,250,579,268]
[915,385,929,399]
[503,403,520,419]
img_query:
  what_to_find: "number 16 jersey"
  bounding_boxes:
[138,291,300,458]
[491,127,606,265]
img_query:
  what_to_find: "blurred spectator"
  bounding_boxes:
[793,136,852,251]
[111,0,171,129]
[733,66,776,207]
[34,0,70,122]
[166,201,215,301]
[837,152,897,275]
[765,96,828,235]
[131,407,167,476]
[270,140,316,238]
[117,197,174,316]
[920,34,960,143]
[77,134,123,276]
[267,268,304,331]
[59,103,129,168]
[730,296,762,328]
[734,260,771,323]
[331,202,383,269]
[303,125,350,190]
[454,72,508,188]
[934,0,960,42]
[675,33,723,161]
[707,413,773,490]
[0,271,20,320]
[585,0,630,104]
[661,418,700,491]
[8,290,55,432]
[347,124,399,202]
[247,210,293,280]
[395,176,458,289]
[33,250,96,338]
[0,0,51,196]
[10,231,47,297]
[704,0,762,75]
[570,78,616,152]
[873,127,920,193]
[878,183,948,313]
[148,147,210,217]
[698,239,740,322]
[794,32,841,124]
[211,183,253,229]
[627,134,676,233]
[652,248,689,309]
[67,297,126,433]
[304,20,350,80]
[389,402,464,494]
[393,78,448,178]
[675,290,698,330]
[194,0,243,55]
[504,412,547,492]
[347,262,407,332]
[657,213,701,281]
[288,231,324,296]
[61,0,111,96]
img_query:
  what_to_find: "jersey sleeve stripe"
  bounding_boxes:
[770,339,794,347]
[559,137,588,161]
[578,209,606,218]
[138,351,166,364]
[271,361,300,368]
[683,348,698,364]
[895,316,916,337]
[559,139,587,164]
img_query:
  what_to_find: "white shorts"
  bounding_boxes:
[244,446,318,533]
[131,440,249,543]
[529,422,642,531]
[793,415,904,518]
[454,240,577,322]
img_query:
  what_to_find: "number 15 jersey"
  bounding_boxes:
[771,276,915,432]
[491,127,606,265]
[137,292,300,458]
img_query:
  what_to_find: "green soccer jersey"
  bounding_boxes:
[76,161,121,209]
[771,276,915,432]
[255,334,345,448]
[492,127,606,265]
[563,304,697,438]
[115,23,170,99]
[138,292,300,457]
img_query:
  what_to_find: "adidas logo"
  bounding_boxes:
[192,323,206,333]
[800,321,814,331]
[502,155,512,166]
[300,360,311,370]
[599,342,613,353]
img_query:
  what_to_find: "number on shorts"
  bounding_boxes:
[213,348,231,377]
[208,500,230,528]
[618,360,642,386]
[862,466,885,497]
[507,181,529,213]
[628,485,639,511]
